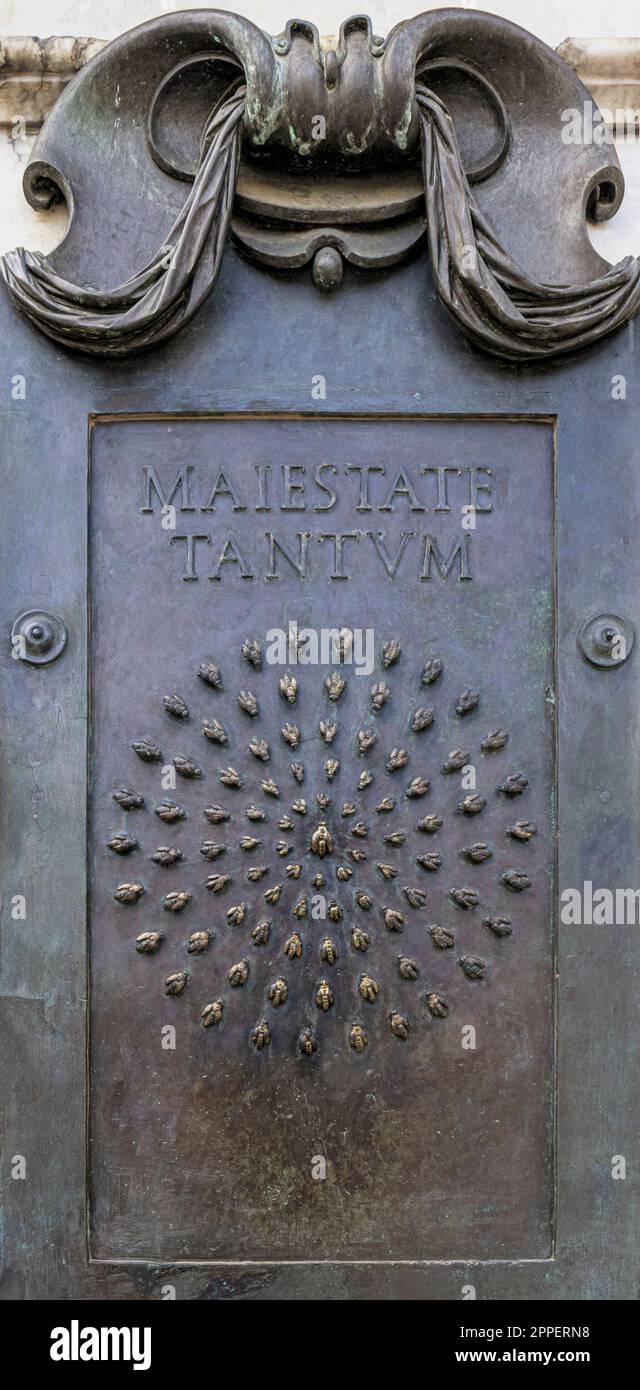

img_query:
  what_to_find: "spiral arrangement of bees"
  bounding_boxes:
[107,633,536,1057]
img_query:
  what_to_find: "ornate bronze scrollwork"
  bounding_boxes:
[1,9,638,359]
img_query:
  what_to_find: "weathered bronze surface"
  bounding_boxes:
[88,414,554,1260]
[2,8,640,1302]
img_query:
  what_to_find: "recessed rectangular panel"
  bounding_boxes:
[88,415,555,1261]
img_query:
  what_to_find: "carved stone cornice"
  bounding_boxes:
[557,38,640,136]
[0,36,105,128]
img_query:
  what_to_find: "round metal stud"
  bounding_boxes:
[312,246,344,292]
[11,609,68,665]
[578,613,634,668]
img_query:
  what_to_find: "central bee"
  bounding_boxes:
[310,821,333,858]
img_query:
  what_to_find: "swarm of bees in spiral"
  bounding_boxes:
[109,632,535,1057]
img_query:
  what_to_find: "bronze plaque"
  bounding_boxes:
[88,414,555,1262]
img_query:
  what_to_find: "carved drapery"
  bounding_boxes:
[1,9,639,361]
[417,83,640,360]
[1,83,244,355]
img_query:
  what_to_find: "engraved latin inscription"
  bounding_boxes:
[139,460,494,581]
